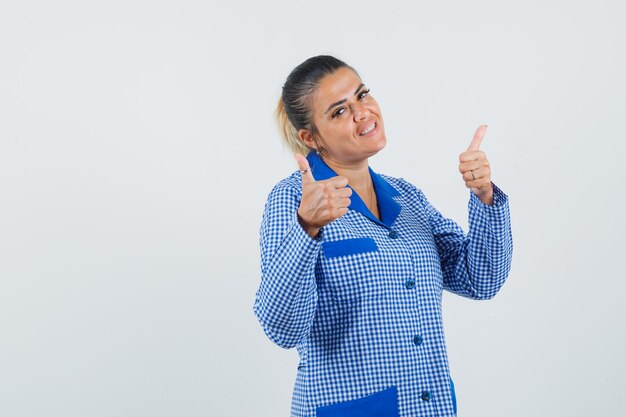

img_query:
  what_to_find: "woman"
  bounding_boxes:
[253,55,513,417]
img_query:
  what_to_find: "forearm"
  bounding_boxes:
[456,183,513,299]
[427,182,512,299]
[254,212,322,349]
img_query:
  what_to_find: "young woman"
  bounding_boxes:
[253,55,513,417]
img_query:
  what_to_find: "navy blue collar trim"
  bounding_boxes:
[305,150,401,229]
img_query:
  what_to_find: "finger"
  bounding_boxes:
[467,124,488,152]
[334,187,353,198]
[462,170,479,182]
[464,178,490,189]
[325,175,349,189]
[459,160,481,174]
[294,153,316,184]
[332,206,349,219]
[459,150,486,163]
[458,159,488,173]
[332,196,352,208]
[462,166,490,182]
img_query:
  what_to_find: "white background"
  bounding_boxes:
[1,1,624,416]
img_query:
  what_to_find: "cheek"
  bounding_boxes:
[371,102,382,116]
[328,120,355,138]
[344,122,358,139]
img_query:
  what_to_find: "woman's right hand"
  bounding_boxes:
[294,153,352,238]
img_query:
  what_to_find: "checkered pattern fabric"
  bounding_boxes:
[253,150,513,417]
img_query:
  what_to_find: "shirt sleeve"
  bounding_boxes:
[418,182,513,300]
[253,181,323,349]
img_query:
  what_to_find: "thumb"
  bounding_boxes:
[467,124,488,152]
[294,153,316,184]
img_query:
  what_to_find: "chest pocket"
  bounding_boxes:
[320,237,386,303]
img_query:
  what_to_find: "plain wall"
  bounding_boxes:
[0,0,624,416]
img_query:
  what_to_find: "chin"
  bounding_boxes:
[365,138,386,159]
[373,134,387,152]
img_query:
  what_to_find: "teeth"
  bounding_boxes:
[359,123,376,136]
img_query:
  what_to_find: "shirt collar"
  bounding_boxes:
[305,150,401,229]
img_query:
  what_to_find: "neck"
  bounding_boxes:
[323,156,371,189]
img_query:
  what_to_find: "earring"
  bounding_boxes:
[316,148,320,155]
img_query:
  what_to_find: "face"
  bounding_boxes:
[299,67,386,166]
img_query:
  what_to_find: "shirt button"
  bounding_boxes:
[405,279,416,289]
[421,391,431,401]
[388,229,398,239]
[413,335,423,346]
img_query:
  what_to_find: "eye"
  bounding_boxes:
[332,107,346,118]
[331,89,371,119]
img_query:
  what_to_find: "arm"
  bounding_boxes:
[419,182,513,300]
[253,181,322,349]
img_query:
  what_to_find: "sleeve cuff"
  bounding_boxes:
[468,181,510,227]
[288,211,324,244]
[469,181,508,208]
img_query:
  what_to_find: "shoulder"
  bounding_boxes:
[264,170,303,207]
[268,170,302,194]
[377,172,423,197]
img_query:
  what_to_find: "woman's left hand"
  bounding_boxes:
[458,124,494,205]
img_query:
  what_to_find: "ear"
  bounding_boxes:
[298,128,317,150]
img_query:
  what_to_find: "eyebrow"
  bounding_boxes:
[324,83,366,115]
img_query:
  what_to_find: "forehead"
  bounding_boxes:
[313,67,362,108]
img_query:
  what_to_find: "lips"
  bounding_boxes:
[358,121,377,136]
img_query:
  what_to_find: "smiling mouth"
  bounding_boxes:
[359,122,377,136]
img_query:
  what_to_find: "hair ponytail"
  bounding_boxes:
[275,95,310,156]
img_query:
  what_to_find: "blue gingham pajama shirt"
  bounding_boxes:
[253,150,513,417]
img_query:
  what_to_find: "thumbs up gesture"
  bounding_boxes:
[458,124,494,205]
[294,153,353,238]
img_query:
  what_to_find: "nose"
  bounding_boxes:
[353,103,370,121]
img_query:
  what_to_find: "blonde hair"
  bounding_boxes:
[274,96,311,156]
